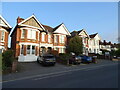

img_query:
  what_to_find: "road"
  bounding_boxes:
[2,60,119,88]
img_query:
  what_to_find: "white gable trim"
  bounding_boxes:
[18,15,46,31]
[94,34,101,40]
[53,23,71,36]
[0,15,12,28]
[79,30,90,38]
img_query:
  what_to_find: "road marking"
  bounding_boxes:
[2,63,118,83]
[33,73,71,80]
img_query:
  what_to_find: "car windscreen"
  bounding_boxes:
[43,56,54,58]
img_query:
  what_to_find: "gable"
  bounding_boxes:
[94,34,101,40]
[79,30,89,37]
[53,24,71,35]
[0,18,7,26]
[18,15,45,31]
[0,16,11,28]
[22,17,41,28]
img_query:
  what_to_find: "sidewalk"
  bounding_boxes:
[2,59,118,82]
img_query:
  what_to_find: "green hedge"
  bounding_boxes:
[2,50,15,71]
[57,53,71,65]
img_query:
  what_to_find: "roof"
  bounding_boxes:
[53,23,63,32]
[89,33,98,38]
[0,15,12,29]
[42,24,53,32]
[53,23,71,35]
[71,29,89,38]
[99,40,112,45]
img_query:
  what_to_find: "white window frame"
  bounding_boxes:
[48,34,51,43]
[38,32,39,41]
[1,30,5,42]
[21,29,26,38]
[27,29,36,40]
[41,33,46,42]
[21,45,24,54]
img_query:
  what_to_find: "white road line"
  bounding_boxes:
[34,73,71,80]
[2,63,117,83]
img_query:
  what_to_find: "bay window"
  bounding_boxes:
[1,31,5,42]
[27,45,30,54]
[48,34,51,43]
[21,29,26,38]
[42,33,45,42]
[21,45,24,54]
[54,35,59,43]
[27,29,36,39]
[32,46,35,54]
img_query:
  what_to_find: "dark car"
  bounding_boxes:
[37,54,56,66]
[69,55,82,65]
[81,55,93,63]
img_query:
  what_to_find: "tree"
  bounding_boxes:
[115,48,120,57]
[67,35,83,55]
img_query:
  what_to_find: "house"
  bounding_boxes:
[71,29,89,55]
[0,15,12,53]
[11,14,71,62]
[99,40,112,52]
[89,33,101,54]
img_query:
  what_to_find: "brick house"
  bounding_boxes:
[11,15,71,62]
[0,15,12,53]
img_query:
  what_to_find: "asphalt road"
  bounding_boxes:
[2,61,119,88]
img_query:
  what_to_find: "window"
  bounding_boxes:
[54,35,59,43]
[21,45,24,54]
[42,33,45,42]
[54,47,58,51]
[21,29,26,38]
[1,31,5,41]
[27,45,31,54]
[60,35,65,43]
[59,48,62,53]
[61,48,65,53]
[27,29,36,39]
[94,40,96,46]
[48,34,51,43]
[32,46,35,54]
[94,49,96,53]
[38,32,39,41]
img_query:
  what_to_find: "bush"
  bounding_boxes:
[57,53,71,65]
[2,50,15,70]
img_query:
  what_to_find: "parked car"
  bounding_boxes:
[69,55,82,65]
[37,54,56,66]
[81,55,93,63]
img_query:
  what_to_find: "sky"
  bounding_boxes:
[1,2,118,47]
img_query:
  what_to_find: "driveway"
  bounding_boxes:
[2,59,118,82]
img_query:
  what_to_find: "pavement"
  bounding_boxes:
[2,59,119,88]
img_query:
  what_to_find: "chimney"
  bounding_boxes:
[17,16,24,24]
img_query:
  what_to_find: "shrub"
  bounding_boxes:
[2,50,15,70]
[57,53,71,65]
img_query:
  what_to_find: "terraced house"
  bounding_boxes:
[0,15,12,53]
[11,14,71,62]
